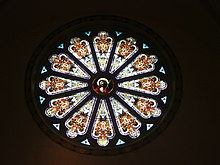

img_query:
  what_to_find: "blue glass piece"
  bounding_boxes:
[115,31,122,36]
[53,123,60,131]
[81,139,90,145]
[116,139,125,145]
[84,31,91,36]
[159,66,166,74]
[57,43,64,49]
[143,43,149,49]
[39,96,45,104]
[41,66,47,74]
[146,124,154,131]
[161,96,167,104]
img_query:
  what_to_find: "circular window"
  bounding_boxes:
[25,16,182,155]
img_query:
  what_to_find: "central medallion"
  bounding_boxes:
[92,77,114,95]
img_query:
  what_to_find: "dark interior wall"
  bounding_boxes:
[0,0,218,164]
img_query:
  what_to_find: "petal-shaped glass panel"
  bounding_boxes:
[116,54,158,79]
[91,99,115,147]
[45,91,90,119]
[49,53,90,79]
[68,37,97,73]
[65,97,97,138]
[118,76,167,95]
[93,31,113,71]
[109,37,138,73]
[110,97,141,138]
[39,76,88,95]
[117,92,161,119]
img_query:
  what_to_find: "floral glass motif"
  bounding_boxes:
[35,29,172,151]
[93,31,113,71]
[91,100,115,146]
[45,91,90,119]
[49,53,90,79]
[68,37,97,73]
[109,37,138,73]
[39,76,88,95]
[118,76,167,95]
[117,92,161,119]
[110,97,141,138]
[116,54,158,79]
[65,97,96,138]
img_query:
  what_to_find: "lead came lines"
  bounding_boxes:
[38,31,167,147]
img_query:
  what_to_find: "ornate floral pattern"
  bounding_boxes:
[45,91,90,119]
[109,37,138,73]
[38,31,168,148]
[110,97,141,138]
[49,53,90,79]
[117,92,161,119]
[39,76,88,95]
[118,76,167,95]
[93,32,113,71]
[65,97,96,138]
[116,54,158,79]
[91,100,115,146]
[68,37,97,73]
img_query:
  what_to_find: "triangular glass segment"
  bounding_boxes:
[45,91,90,119]
[39,96,45,104]
[143,43,149,49]
[65,98,97,138]
[109,37,138,74]
[110,97,141,139]
[161,96,167,104]
[53,123,60,131]
[81,139,91,146]
[93,32,113,71]
[159,66,166,74]
[91,100,115,147]
[68,37,97,73]
[84,31,91,36]
[117,91,162,119]
[118,76,167,95]
[146,124,154,131]
[57,43,64,49]
[116,54,158,79]
[115,31,122,36]
[41,66,47,74]
[49,53,90,79]
[39,76,88,95]
[116,139,125,146]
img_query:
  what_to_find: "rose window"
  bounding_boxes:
[25,16,182,155]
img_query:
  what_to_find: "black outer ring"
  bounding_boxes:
[25,15,183,155]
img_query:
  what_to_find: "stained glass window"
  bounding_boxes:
[25,16,182,155]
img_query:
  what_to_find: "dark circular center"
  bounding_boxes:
[92,77,114,95]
